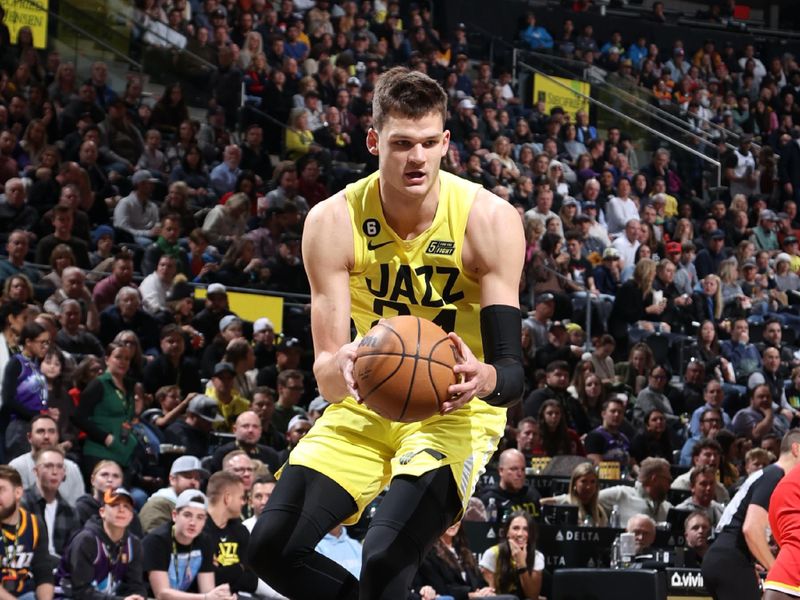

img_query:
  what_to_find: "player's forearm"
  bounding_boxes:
[314,351,352,402]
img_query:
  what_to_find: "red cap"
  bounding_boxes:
[666,241,682,254]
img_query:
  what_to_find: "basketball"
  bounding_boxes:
[354,315,460,422]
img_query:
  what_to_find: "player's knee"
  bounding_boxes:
[248,512,317,572]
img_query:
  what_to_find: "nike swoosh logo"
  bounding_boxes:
[367,240,393,251]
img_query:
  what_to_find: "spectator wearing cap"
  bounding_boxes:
[164,394,224,458]
[143,324,203,396]
[446,97,479,146]
[57,487,147,599]
[206,361,250,432]
[279,414,312,463]
[593,247,622,297]
[252,317,276,369]
[208,410,281,474]
[113,170,161,247]
[201,314,242,379]
[140,455,208,534]
[774,252,800,293]
[307,396,330,423]
[695,230,730,279]
[22,445,81,557]
[142,490,232,599]
[751,209,779,253]
[88,224,115,269]
[191,282,233,344]
[524,292,555,349]
[778,233,800,274]
[264,231,309,295]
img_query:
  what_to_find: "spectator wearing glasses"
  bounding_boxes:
[681,406,724,466]
[270,368,308,434]
[633,365,680,431]
[140,455,209,534]
[222,450,255,520]
[21,446,80,558]
[0,322,51,461]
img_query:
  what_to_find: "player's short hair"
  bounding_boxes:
[372,67,447,131]
[780,428,800,453]
[206,471,243,502]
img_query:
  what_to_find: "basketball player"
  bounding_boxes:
[764,439,800,599]
[248,67,525,599]
[702,429,800,600]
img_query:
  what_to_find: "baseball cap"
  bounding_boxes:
[603,247,621,259]
[583,201,598,210]
[103,487,134,506]
[573,214,591,224]
[187,394,225,423]
[277,337,302,352]
[308,396,330,412]
[563,197,579,207]
[167,281,194,302]
[776,252,792,264]
[170,455,209,478]
[218,314,242,332]
[742,258,757,269]
[458,98,476,110]
[132,171,158,186]
[287,415,312,432]
[347,76,361,86]
[784,235,799,245]
[213,362,236,377]
[549,320,567,331]
[175,490,208,511]
[710,229,726,240]
[253,317,274,334]
[207,283,227,296]
[535,292,555,305]
[666,241,682,254]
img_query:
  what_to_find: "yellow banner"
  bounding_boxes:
[1,0,49,49]
[532,74,591,121]
[195,288,284,333]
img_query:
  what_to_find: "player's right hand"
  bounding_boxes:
[336,339,361,402]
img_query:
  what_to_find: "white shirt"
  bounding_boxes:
[44,500,57,555]
[611,235,640,269]
[605,196,639,236]
[479,544,545,574]
[138,272,170,314]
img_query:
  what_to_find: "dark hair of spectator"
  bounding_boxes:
[18,321,45,346]
[496,510,537,592]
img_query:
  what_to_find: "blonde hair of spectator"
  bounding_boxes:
[633,258,657,297]
[568,461,608,526]
[637,457,670,482]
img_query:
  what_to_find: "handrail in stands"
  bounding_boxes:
[516,59,723,192]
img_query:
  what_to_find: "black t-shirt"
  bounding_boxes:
[713,463,784,557]
[142,522,214,593]
[479,485,541,522]
[203,517,258,593]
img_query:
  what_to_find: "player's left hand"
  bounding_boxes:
[442,332,495,415]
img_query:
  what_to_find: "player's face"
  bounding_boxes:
[368,111,450,200]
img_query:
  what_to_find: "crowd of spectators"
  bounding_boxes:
[0,0,800,598]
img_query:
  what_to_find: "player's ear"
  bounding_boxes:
[440,130,451,157]
[367,127,379,156]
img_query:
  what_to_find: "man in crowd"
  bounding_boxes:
[164,394,224,458]
[584,397,631,466]
[626,514,657,556]
[0,465,55,599]
[733,382,789,442]
[599,457,673,524]
[9,414,84,507]
[34,206,90,269]
[143,324,203,396]
[270,369,308,434]
[57,487,146,599]
[140,456,208,534]
[209,410,281,474]
[278,415,313,463]
[21,446,80,558]
[672,438,730,502]
[682,511,712,567]
[681,406,724,467]
[676,465,725,527]
[92,249,136,312]
[243,475,277,532]
[113,171,160,247]
[524,360,589,433]
[478,449,541,524]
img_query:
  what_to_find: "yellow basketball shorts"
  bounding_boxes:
[285,397,505,525]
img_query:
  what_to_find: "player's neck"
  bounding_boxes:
[379,179,439,239]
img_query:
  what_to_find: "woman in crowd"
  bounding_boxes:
[576,373,607,430]
[774,253,800,292]
[151,82,189,138]
[18,118,47,174]
[165,119,198,170]
[114,330,147,382]
[202,192,250,250]
[540,462,608,527]
[0,322,50,460]
[47,61,78,109]
[608,258,668,342]
[73,342,139,480]
[0,301,26,396]
[562,123,587,163]
[42,243,76,290]
[689,320,735,382]
[689,274,725,324]
[415,521,503,600]
[169,144,211,206]
[285,106,321,162]
[223,338,257,400]
[479,511,544,600]
[537,399,585,456]
[201,314,243,378]
[615,342,655,397]
[630,408,673,464]
[567,359,595,398]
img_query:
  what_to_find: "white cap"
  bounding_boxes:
[776,252,792,264]
[175,490,208,511]
[458,98,476,110]
[207,283,227,296]
[253,317,274,334]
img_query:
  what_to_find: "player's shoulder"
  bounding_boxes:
[465,187,524,243]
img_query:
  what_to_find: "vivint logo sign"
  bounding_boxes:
[670,571,704,589]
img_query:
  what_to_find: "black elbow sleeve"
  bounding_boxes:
[479,305,525,408]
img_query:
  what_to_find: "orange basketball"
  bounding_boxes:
[354,315,460,422]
